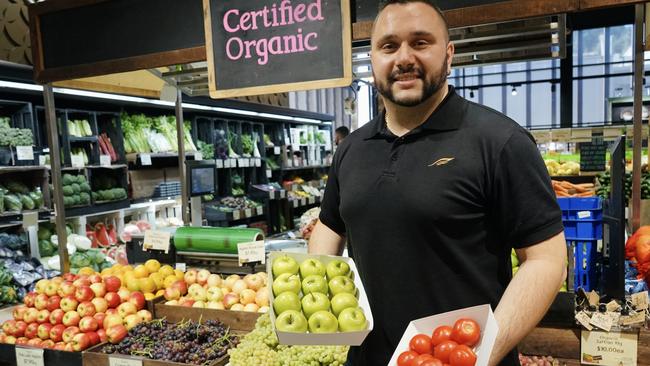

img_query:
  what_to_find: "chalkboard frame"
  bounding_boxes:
[28,0,206,84]
[203,0,353,99]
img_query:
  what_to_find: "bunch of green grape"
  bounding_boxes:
[228,314,349,366]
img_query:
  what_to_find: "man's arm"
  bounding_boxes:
[488,231,568,366]
[308,220,346,256]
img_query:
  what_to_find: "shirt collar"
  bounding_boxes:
[363,85,464,140]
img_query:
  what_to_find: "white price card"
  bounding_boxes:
[256,207,263,216]
[245,208,252,217]
[274,146,281,155]
[229,158,237,167]
[143,230,171,253]
[109,356,143,366]
[71,154,84,168]
[293,200,299,208]
[100,154,111,167]
[575,311,594,330]
[22,211,38,230]
[140,154,152,166]
[578,211,592,219]
[308,197,315,204]
[16,146,34,161]
[216,160,224,168]
[238,158,246,167]
[233,210,241,221]
[175,263,186,272]
[38,155,47,166]
[581,330,637,366]
[249,158,256,167]
[237,240,265,265]
[255,158,261,167]
[15,346,44,366]
[280,190,286,198]
[590,312,613,332]
[194,152,203,161]
[266,170,272,178]
[224,159,231,168]
[301,198,307,206]
[620,311,645,326]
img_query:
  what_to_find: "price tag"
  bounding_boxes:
[292,200,298,208]
[256,207,263,216]
[606,300,621,312]
[15,347,44,366]
[245,208,252,217]
[266,170,272,178]
[620,311,645,326]
[142,230,171,253]
[228,158,235,167]
[580,330,638,366]
[16,146,34,161]
[238,158,246,167]
[590,312,613,332]
[608,312,621,326]
[71,154,84,168]
[578,211,592,219]
[301,198,307,206]
[38,155,47,166]
[140,154,152,166]
[280,190,286,199]
[255,158,262,167]
[22,211,38,229]
[109,356,143,366]
[631,291,649,310]
[224,159,231,168]
[274,146,281,155]
[233,210,241,221]
[237,240,265,265]
[308,197,315,204]
[216,160,224,168]
[576,311,594,330]
[194,152,203,161]
[175,263,186,272]
[100,154,111,167]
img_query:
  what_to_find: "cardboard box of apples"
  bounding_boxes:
[268,251,374,345]
[388,304,498,366]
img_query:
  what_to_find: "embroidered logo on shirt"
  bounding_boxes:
[428,157,455,167]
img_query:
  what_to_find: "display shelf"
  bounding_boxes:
[0,208,51,226]
[205,205,265,222]
[65,199,130,218]
[68,136,98,142]
[126,151,199,164]
[281,164,330,171]
[289,196,321,208]
[0,165,47,172]
[85,164,128,169]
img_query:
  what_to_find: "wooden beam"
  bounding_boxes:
[580,0,646,10]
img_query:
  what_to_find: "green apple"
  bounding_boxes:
[301,274,328,295]
[272,273,301,296]
[308,310,339,333]
[328,275,356,297]
[330,292,359,316]
[273,291,301,315]
[300,258,326,278]
[326,260,351,280]
[272,255,299,277]
[275,310,308,333]
[301,292,331,319]
[338,307,367,332]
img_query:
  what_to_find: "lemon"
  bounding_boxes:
[174,269,184,281]
[158,265,175,278]
[78,267,95,276]
[149,273,164,290]
[144,259,161,274]
[138,277,156,294]
[133,265,149,279]
[163,275,177,289]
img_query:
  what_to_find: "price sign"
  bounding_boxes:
[38,155,48,166]
[301,198,307,206]
[280,190,286,199]
[140,154,152,166]
[308,197,315,204]
[109,356,143,366]
[224,159,231,168]
[581,330,637,366]
[255,158,261,167]
[238,158,247,167]
[292,200,298,208]
[15,347,44,366]
[194,152,203,161]
[256,207,263,216]
[100,154,111,167]
[274,146,281,155]
[229,158,237,167]
[243,208,251,217]
[237,240,265,265]
[16,146,34,161]
[266,170,272,178]
[216,159,224,168]
[576,311,594,330]
[232,210,241,221]
[175,263,186,272]
[620,311,645,326]
[606,300,621,312]
[71,154,84,167]
[22,212,38,230]
[590,312,613,332]
[142,230,171,253]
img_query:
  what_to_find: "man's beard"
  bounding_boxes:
[374,56,448,107]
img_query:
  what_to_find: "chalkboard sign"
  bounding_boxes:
[580,139,607,172]
[203,0,352,99]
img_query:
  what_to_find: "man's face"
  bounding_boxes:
[371,3,453,107]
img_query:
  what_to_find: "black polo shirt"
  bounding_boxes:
[319,86,564,366]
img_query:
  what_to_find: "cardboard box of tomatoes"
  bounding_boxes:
[388,304,498,366]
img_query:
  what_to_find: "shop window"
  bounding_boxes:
[482,86,502,112]
[530,83,554,128]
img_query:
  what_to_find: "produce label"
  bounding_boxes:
[204,0,352,98]
[233,210,241,220]
[631,291,649,310]
[229,158,237,167]
[237,240,265,265]
[266,169,272,178]
[606,300,620,312]
[194,152,203,161]
[577,211,592,219]
[109,356,143,366]
[256,207,263,216]
[589,312,613,332]
[224,159,231,168]
[575,311,594,330]
[255,158,262,167]
[16,146,34,161]
[274,146,281,155]
[100,154,111,167]
[175,263,186,272]
[140,154,152,166]
[620,311,645,326]
[38,155,48,166]
[22,211,38,229]
[71,154,85,167]
[15,347,44,366]
[581,330,637,366]
[143,230,171,253]
[308,196,315,204]
[293,199,298,208]
[245,208,252,217]
[216,159,224,168]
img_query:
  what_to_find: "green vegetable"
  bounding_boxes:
[197,140,215,160]
[80,182,91,193]
[38,239,55,257]
[82,120,93,137]
[38,226,52,241]
[7,182,28,194]
[79,192,90,205]
[71,183,81,195]
[20,194,35,210]
[62,186,74,196]
[29,189,44,208]
[62,174,74,186]
[100,190,115,201]
[70,252,91,268]
[4,194,22,211]
[72,195,80,206]
[0,286,17,304]
[241,134,254,156]
[76,175,86,184]
[0,191,5,213]
[0,269,12,286]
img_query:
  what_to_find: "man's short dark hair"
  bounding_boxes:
[376,0,449,41]
[335,126,350,137]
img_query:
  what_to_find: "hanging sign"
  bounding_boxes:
[580,330,637,366]
[143,230,171,253]
[203,0,352,98]
[15,347,44,366]
[580,138,607,172]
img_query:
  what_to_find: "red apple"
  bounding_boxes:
[62,311,80,327]
[44,281,59,297]
[163,287,180,301]
[91,297,108,313]
[4,335,16,345]
[34,294,49,310]
[88,274,102,284]
[128,292,145,310]
[53,342,66,351]
[103,276,121,292]
[37,323,53,340]
[23,292,36,307]
[13,305,28,321]
[63,273,76,282]
[41,339,55,349]
[60,295,79,312]
[49,309,65,325]
[15,337,29,345]
[2,320,15,336]
[57,281,76,297]
[184,269,197,285]
[93,313,106,328]
[222,293,240,309]
[77,301,96,317]
[106,308,118,316]
[106,324,127,344]
[75,286,94,302]
[104,292,121,308]
[196,269,211,286]
[71,332,90,351]
[73,276,91,288]
[136,310,152,323]
[96,329,107,342]
[171,280,188,295]
[49,324,66,342]
[36,309,50,324]
[46,296,62,312]
[62,326,80,343]
[103,314,123,330]
[179,299,195,307]
[79,316,98,332]
[85,331,100,345]
[14,321,27,337]
[117,288,130,303]
[23,308,39,323]
[117,302,137,318]
[25,322,39,339]
[64,343,74,352]
[89,282,106,298]
[27,338,43,348]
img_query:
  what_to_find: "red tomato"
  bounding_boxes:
[451,318,481,347]
[397,350,419,366]
[420,359,444,366]
[413,354,436,366]
[433,340,458,363]
[431,325,453,346]
[410,334,434,355]
[449,345,477,366]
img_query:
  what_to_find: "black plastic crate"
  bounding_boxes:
[126,234,177,264]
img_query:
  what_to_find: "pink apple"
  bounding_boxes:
[23,292,36,307]
[163,287,180,301]
[49,309,65,325]
[63,343,74,352]
[49,324,65,342]
[106,324,127,344]
[117,302,137,318]
[75,286,94,302]
[196,269,211,285]
[128,292,145,310]
[2,320,15,336]
[91,297,108,313]
[23,308,39,323]
[89,282,106,298]
[96,329,107,342]
[93,312,106,328]
[46,295,61,312]
[222,293,240,309]
[62,326,80,343]
[207,274,222,288]
[231,280,248,295]
[53,342,66,351]
[106,308,118,316]
[117,288,131,303]
[12,305,28,321]
[85,331,100,345]
[60,295,79,312]
[37,323,53,340]
[14,321,27,337]
[79,316,98,332]
[62,311,80,327]
[35,279,49,294]
[34,294,49,310]
[88,274,102,284]
[27,338,43,348]
[41,339,55,349]
[62,273,76,282]
[172,280,188,295]
[244,274,264,291]
[71,332,90,351]
[15,337,29,345]
[44,281,59,297]
[57,281,75,297]
[25,322,39,339]
[103,314,123,330]
[136,310,152,323]
[104,292,121,308]
[123,314,140,330]
[184,269,197,285]
[239,289,256,305]
[103,276,121,292]
[77,301,96,317]
[36,309,50,324]
[73,276,91,288]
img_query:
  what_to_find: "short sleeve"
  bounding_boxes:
[319,150,347,235]
[491,129,564,248]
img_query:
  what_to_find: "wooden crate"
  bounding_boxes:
[83,344,227,366]
[154,303,261,332]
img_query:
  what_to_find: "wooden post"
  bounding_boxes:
[632,3,645,232]
[175,88,189,225]
[43,84,70,273]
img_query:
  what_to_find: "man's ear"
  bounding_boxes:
[446,42,455,75]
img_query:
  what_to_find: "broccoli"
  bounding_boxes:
[62,186,74,196]
[79,192,90,205]
[62,174,74,186]
[79,182,91,193]
[76,175,86,184]
[71,183,81,195]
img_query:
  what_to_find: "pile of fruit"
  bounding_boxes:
[545,160,580,176]
[271,255,368,334]
[213,196,263,213]
[61,173,91,208]
[163,269,270,313]
[0,273,152,351]
[0,181,45,212]
[228,313,349,366]
[91,175,127,203]
[519,354,559,366]
[396,319,481,366]
[100,318,238,364]
[102,260,181,300]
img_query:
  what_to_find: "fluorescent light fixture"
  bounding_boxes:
[213,107,259,116]
[0,80,43,91]
[293,117,322,123]
[259,112,291,120]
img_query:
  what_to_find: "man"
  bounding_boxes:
[308,1,567,365]
[335,126,350,146]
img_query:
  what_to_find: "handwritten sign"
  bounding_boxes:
[15,347,44,366]
[71,154,84,167]
[16,146,34,161]
[203,0,352,98]
[143,230,171,253]
[109,356,143,366]
[576,311,594,330]
[237,240,265,265]
[194,152,203,161]
[140,154,152,166]
[100,154,111,167]
[580,139,607,172]
[22,212,38,230]
[631,291,649,310]
[590,312,613,332]
[175,263,186,272]
[581,330,637,366]
[274,146,281,155]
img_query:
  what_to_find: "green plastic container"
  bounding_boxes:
[173,226,264,254]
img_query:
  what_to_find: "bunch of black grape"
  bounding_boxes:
[101,319,239,365]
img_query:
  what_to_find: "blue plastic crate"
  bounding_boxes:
[557,197,603,220]
[563,220,602,240]
[570,240,599,292]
